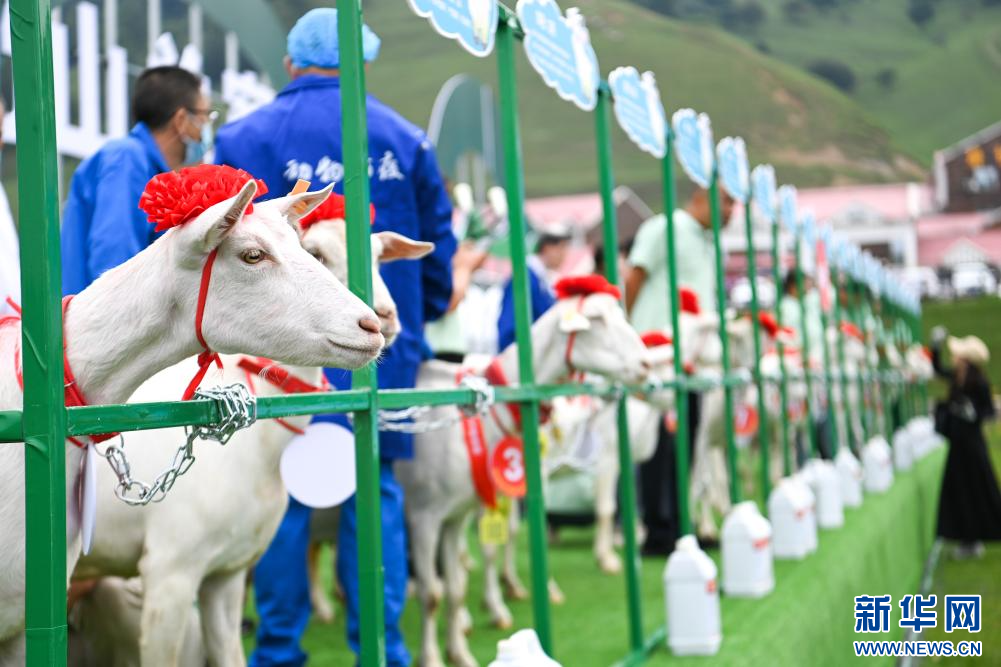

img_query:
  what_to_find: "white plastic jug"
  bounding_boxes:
[892,429,914,471]
[768,477,816,559]
[862,436,894,493]
[664,535,722,656]
[721,501,774,597]
[791,472,819,553]
[806,459,844,529]
[835,447,863,508]
[488,629,562,667]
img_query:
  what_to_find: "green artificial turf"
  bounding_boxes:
[242,445,946,666]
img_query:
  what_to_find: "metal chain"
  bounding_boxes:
[95,384,257,506]
[371,375,496,434]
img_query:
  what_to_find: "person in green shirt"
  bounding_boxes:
[625,188,734,332]
[623,187,734,553]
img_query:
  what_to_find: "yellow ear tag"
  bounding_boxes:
[538,428,550,458]
[479,506,509,546]
[290,179,312,216]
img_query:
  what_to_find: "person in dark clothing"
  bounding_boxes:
[930,327,1001,559]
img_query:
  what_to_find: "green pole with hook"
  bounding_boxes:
[660,132,692,536]
[11,0,71,662]
[793,232,820,459]
[741,196,772,503]
[770,217,793,476]
[709,174,741,503]
[813,232,839,457]
[495,9,553,652]
[594,84,644,653]
[831,262,855,454]
[338,2,386,664]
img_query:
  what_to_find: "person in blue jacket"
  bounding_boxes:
[214,9,455,667]
[60,66,214,294]
[496,226,569,350]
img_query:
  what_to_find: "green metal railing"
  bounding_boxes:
[2,1,927,665]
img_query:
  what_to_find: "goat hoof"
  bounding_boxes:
[447,648,479,667]
[503,581,529,601]
[548,580,566,605]
[492,613,514,630]
[312,594,336,624]
[598,552,623,575]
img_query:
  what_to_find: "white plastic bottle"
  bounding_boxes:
[664,535,722,656]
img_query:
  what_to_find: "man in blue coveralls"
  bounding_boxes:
[214,9,455,666]
[495,226,569,350]
[61,66,214,294]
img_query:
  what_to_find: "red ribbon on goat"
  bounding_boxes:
[456,369,498,509]
[237,356,331,435]
[182,248,225,401]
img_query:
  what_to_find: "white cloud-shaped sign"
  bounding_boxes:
[751,164,777,221]
[517,0,600,111]
[408,0,498,57]
[716,136,749,203]
[671,109,714,188]
[608,67,667,159]
[778,184,798,233]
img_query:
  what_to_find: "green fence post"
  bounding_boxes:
[793,233,819,459]
[741,195,771,504]
[10,0,70,662]
[660,134,692,535]
[496,10,553,653]
[338,3,385,665]
[770,218,793,476]
[708,175,741,504]
[594,85,644,653]
[831,264,854,454]
[815,239,838,457]
[852,279,871,443]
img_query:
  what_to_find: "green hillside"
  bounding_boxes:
[273,0,922,199]
[670,0,1001,165]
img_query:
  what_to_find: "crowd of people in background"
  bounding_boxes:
[0,5,996,665]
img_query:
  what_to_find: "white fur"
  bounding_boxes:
[70,220,431,666]
[396,294,648,667]
[0,184,383,650]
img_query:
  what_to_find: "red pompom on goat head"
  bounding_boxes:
[640,331,673,348]
[299,192,377,232]
[139,164,268,232]
[758,311,780,337]
[553,274,622,301]
[678,287,700,315]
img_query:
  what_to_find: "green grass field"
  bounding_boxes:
[721,0,1001,164]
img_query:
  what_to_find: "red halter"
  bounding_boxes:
[182,248,224,400]
[237,356,330,435]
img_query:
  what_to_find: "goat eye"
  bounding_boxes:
[241,249,266,264]
[309,250,325,265]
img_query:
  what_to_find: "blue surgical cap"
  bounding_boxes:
[287,8,381,69]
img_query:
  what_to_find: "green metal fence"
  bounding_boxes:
[0,1,926,666]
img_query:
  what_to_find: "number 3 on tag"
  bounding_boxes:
[479,509,508,546]
[491,436,526,498]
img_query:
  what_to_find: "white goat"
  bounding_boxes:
[70,218,432,667]
[0,181,386,659]
[396,290,650,667]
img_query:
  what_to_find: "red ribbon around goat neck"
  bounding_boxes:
[237,356,331,435]
[457,370,498,509]
[182,248,224,401]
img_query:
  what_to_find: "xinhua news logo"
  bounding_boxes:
[852,594,983,658]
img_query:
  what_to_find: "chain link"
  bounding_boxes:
[371,375,496,434]
[95,384,257,506]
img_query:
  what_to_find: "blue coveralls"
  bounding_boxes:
[496,264,555,351]
[215,74,455,667]
[60,122,169,295]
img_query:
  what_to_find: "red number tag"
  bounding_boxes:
[491,436,526,498]
[735,404,759,437]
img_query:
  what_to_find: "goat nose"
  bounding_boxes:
[358,315,381,335]
[375,305,396,320]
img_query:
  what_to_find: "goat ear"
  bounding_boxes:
[558,305,592,334]
[375,232,435,263]
[180,179,258,254]
[267,183,336,228]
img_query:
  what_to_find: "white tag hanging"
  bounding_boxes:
[81,443,99,555]
[280,422,357,509]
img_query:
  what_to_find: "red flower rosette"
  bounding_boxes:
[139,164,268,232]
[300,192,376,232]
[553,274,622,301]
[640,331,673,348]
